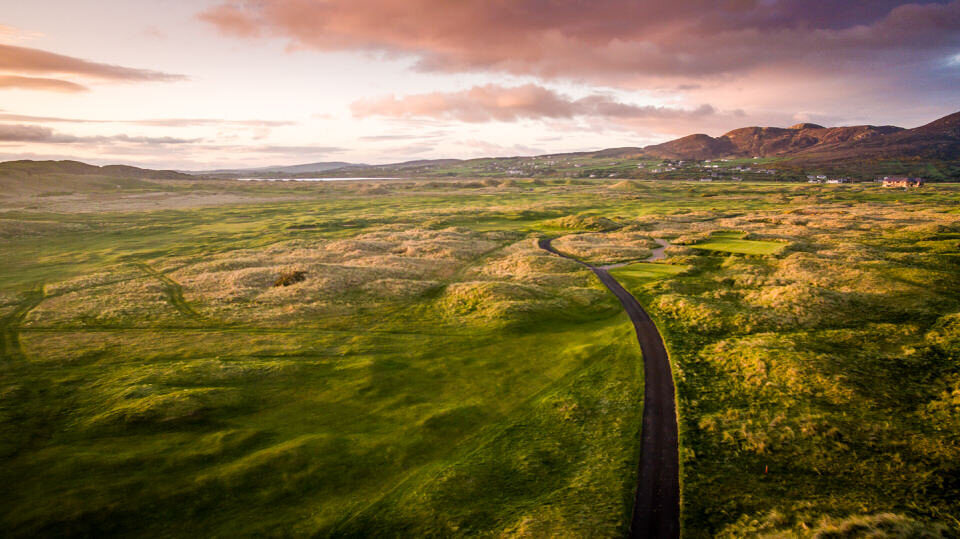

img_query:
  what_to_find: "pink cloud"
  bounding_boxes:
[0,75,87,92]
[0,123,196,144]
[199,0,960,85]
[0,43,186,93]
[197,4,263,38]
[352,84,716,123]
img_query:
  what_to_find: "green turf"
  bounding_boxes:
[609,262,688,286]
[1,178,958,537]
[690,235,786,255]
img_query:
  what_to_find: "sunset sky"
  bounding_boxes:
[1,0,958,169]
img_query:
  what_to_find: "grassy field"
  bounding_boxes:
[1,178,959,537]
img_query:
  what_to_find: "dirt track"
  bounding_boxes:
[538,238,680,538]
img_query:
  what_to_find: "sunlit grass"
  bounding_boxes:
[609,262,688,287]
[1,178,958,536]
[689,231,787,255]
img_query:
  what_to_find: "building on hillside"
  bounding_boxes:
[882,177,925,188]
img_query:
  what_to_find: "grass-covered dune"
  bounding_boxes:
[1,178,959,536]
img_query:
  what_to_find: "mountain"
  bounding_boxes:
[643,134,738,160]
[639,111,960,164]
[823,111,960,161]
[643,123,904,160]
[722,124,903,157]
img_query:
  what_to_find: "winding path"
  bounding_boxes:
[538,238,680,539]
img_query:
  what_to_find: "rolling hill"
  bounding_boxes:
[0,160,191,180]
[192,161,362,176]
[0,160,192,197]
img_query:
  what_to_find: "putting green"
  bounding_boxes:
[609,262,687,283]
[690,237,785,255]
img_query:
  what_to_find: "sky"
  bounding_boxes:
[0,0,958,170]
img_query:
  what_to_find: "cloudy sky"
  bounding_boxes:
[1,0,958,169]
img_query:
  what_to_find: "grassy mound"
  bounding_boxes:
[543,214,621,232]
[608,180,643,191]
[440,281,560,324]
[551,231,656,264]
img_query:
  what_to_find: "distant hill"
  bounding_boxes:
[0,160,193,197]
[388,159,463,168]
[192,161,361,176]
[189,159,468,178]
[240,158,469,179]
[0,160,191,180]
[589,147,646,159]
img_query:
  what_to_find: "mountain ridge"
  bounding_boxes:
[642,111,959,163]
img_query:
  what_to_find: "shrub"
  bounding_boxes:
[274,270,307,287]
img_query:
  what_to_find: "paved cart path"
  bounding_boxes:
[538,238,680,539]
